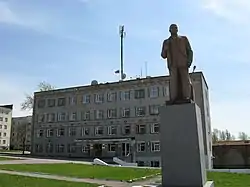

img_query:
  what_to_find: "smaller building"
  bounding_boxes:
[11,116,32,151]
[0,105,13,150]
[213,140,250,169]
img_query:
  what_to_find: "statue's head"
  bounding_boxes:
[169,24,178,35]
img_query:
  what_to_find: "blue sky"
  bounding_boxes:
[0,0,250,136]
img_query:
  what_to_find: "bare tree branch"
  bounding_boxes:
[20,82,56,111]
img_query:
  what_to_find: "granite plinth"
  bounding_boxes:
[159,103,214,187]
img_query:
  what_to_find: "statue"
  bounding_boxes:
[161,24,194,104]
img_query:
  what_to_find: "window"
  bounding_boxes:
[94,110,104,120]
[0,132,1,137]
[47,129,54,137]
[120,90,130,100]
[58,97,66,106]
[0,125,2,129]
[69,112,77,121]
[82,95,91,104]
[94,94,104,103]
[38,114,45,123]
[0,117,3,121]
[121,108,130,118]
[4,125,7,129]
[67,144,76,153]
[108,126,117,135]
[69,96,77,105]
[37,129,43,137]
[58,112,66,121]
[37,99,46,108]
[47,113,56,122]
[151,141,160,152]
[136,124,146,134]
[2,140,6,144]
[107,109,117,119]
[134,89,145,99]
[124,125,131,135]
[149,105,159,115]
[56,144,65,153]
[46,143,53,153]
[95,126,104,135]
[35,144,43,153]
[107,92,117,102]
[108,144,116,152]
[69,127,77,136]
[136,107,146,116]
[81,111,90,120]
[57,128,65,137]
[82,144,90,153]
[151,123,160,134]
[48,99,56,107]
[137,161,145,166]
[3,133,6,137]
[149,86,159,98]
[4,118,8,122]
[137,142,146,152]
[151,161,160,167]
[82,127,89,136]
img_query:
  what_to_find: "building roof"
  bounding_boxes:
[213,140,250,146]
[0,104,13,110]
[34,71,207,96]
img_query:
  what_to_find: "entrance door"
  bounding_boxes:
[122,143,130,157]
[93,144,102,157]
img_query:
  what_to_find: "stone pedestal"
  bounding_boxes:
[159,103,214,187]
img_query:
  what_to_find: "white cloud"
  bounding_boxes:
[0,2,20,25]
[202,0,250,24]
[0,1,49,32]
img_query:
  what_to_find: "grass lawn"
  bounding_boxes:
[0,163,160,181]
[208,172,250,187]
[0,173,98,187]
[0,156,20,161]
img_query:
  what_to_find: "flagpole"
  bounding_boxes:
[119,25,125,81]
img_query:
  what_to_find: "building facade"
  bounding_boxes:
[31,72,212,168]
[0,105,13,150]
[11,116,32,151]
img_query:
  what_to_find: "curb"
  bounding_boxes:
[127,173,161,183]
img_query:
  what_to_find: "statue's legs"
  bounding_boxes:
[169,67,178,102]
[179,67,191,100]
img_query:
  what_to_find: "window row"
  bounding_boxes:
[0,139,6,144]
[37,85,170,108]
[0,132,7,137]
[0,125,8,129]
[36,123,160,138]
[34,141,160,153]
[37,105,160,123]
[0,117,8,122]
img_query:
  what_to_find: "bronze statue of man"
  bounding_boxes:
[161,24,193,104]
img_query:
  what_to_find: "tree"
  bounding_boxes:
[21,81,56,111]
[225,129,235,140]
[238,132,249,140]
[212,129,235,143]
[212,128,220,143]
[219,130,226,141]
[16,123,27,154]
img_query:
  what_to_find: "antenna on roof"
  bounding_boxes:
[145,61,148,77]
